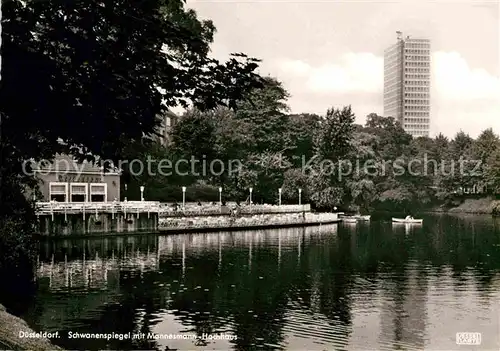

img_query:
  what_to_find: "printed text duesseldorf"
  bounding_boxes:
[19,331,237,341]
[19,331,60,339]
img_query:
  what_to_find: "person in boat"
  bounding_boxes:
[405,215,414,220]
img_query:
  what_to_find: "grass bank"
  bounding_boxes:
[430,197,500,215]
[0,304,63,350]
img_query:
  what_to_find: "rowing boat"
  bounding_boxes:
[392,218,423,224]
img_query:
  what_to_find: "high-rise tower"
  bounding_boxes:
[383,32,431,137]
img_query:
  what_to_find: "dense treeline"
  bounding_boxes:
[130,79,500,213]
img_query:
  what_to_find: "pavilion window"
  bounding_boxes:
[70,183,88,202]
[49,182,68,202]
[90,183,107,202]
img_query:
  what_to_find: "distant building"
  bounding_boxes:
[33,154,121,202]
[31,110,179,202]
[384,31,431,137]
[154,110,179,145]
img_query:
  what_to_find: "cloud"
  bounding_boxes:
[433,51,500,101]
[431,51,500,137]
[279,53,383,94]
[273,51,500,138]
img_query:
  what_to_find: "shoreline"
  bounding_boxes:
[0,304,64,351]
[35,217,341,239]
[424,209,496,215]
[426,197,500,215]
[34,207,340,238]
[158,218,341,234]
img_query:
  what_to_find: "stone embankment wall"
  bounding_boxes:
[37,205,336,236]
[159,212,339,232]
[37,213,158,236]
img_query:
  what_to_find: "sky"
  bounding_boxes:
[185,0,500,139]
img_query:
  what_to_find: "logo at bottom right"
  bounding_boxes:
[456,332,482,345]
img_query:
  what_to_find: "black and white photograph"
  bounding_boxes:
[0,0,499,350]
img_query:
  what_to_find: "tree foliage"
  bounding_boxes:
[1,0,263,164]
[315,106,356,161]
[168,101,500,211]
[1,0,265,210]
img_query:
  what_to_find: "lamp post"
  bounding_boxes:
[278,188,282,206]
[219,187,222,205]
[298,188,302,206]
[140,186,145,201]
[182,186,186,208]
[249,187,253,205]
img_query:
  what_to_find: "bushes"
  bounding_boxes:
[139,183,220,203]
[0,216,37,308]
[0,171,38,308]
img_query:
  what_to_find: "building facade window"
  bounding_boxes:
[70,183,88,202]
[49,182,68,202]
[90,183,107,202]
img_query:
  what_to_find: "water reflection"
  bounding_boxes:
[17,216,500,350]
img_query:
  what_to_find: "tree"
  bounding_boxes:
[474,129,499,163]
[306,106,356,209]
[346,178,376,213]
[409,136,437,183]
[1,0,263,164]
[446,131,475,191]
[450,131,473,157]
[169,78,293,200]
[485,148,500,195]
[375,186,415,212]
[364,113,412,160]
[309,186,345,210]
[237,152,292,204]
[281,169,309,203]
[171,109,217,161]
[315,106,356,162]
[286,113,321,167]
[235,77,291,154]
[472,129,500,191]
[433,134,450,160]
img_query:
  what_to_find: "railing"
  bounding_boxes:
[35,201,161,216]
[159,204,311,217]
[35,201,312,217]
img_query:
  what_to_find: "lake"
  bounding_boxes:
[16,214,500,350]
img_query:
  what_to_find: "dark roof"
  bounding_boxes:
[34,153,121,174]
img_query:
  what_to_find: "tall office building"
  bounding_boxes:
[383,32,431,137]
